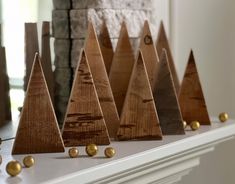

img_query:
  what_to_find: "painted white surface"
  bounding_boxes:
[170,0,235,184]
[0,120,235,184]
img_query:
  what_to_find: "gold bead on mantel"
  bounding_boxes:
[68,148,79,158]
[23,156,35,168]
[104,147,116,158]
[6,160,22,177]
[219,112,228,123]
[86,144,98,157]
[190,121,200,131]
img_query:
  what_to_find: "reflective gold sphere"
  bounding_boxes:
[104,147,116,158]
[6,160,22,176]
[68,147,79,158]
[183,121,187,129]
[86,144,98,157]
[190,121,200,131]
[219,112,228,123]
[23,156,35,168]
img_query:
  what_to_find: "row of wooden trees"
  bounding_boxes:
[11,20,211,154]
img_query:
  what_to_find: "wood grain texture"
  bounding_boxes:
[0,47,12,125]
[62,50,110,146]
[153,50,185,135]
[84,22,119,138]
[109,22,136,115]
[117,51,162,141]
[98,22,114,74]
[178,50,211,125]
[41,21,55,105]
[24,23,39,91]
[140,20,159,89]
[12,53,65,154]
[156,21,180,94]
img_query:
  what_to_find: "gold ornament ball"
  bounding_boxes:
[104,147,116,158]
[69,147,79,158]
[86,144,98,157]
[183,121,187,129]
[219,112,228,123]
[190,121,200,131]
[23,156,35,168]
[6,160,22,177]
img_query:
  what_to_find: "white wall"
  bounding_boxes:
[170,0,235,183]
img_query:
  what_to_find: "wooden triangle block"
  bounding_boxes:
[24,23,39,91]
[0,47,12,124]
[41,21,54,105]
[62,50,110,146]
[153,50,185,135]
[98,22,114,74]
[140,20,159,90]
[156,21,180,94]
[179,50,211,125]
[12,53,65,154]
[84,21,119,138]
[109,22,136,115]
[117,51,162,141]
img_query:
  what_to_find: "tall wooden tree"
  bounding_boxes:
[41,21,54,104]
[24,23,39,91]
[109,22,136,115]
[85,21,119,138]
[156,21,180,94]
[140,20,159,89]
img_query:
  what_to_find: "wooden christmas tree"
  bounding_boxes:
[140,20,159,89]
[84,21,119,138]
[0,46,11,124]
[109,22,136,115]
[117,51,162,141]
[12,53,65,154]
[98,22,114,74]
[153,50,185,135]
[62,50,110,146]
[179,50,211,125]
[24,23,39,91]
[156,21,180,94]
[41,21,54,104]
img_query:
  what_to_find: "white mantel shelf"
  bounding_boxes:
[0,119,235,184]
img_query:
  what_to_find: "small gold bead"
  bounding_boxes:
[190,121,200,131]
[23,156,35,168]
[86,144,98,157]
[68,147,79,158]
[104,147,116,158]
[6,160,22,177]
[183,121,187,129]
[219,112,228,123]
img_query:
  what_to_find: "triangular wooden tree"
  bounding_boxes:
[62,50,110,146]
[153,50,185,135]
[24,23,39,91]
[117,51,162,141]
[98,22,114,74]
[84,22,119,138]
[109,22,136,115]
[41,21,54,104]
[179,50,210,125]
[12,53,65,154]
[0,47,12,125]
[140,20,159,89]
[156,21,180,94]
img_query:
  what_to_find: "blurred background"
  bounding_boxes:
[0,0,235,183]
